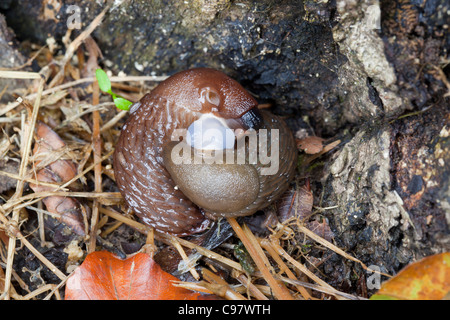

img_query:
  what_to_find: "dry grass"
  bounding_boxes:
[0,9,374,300]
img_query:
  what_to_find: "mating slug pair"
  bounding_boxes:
[113,68,297,236]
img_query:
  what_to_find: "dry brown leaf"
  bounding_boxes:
[277,183,313,222]
[306,219,334,242]
[297,136,325,154]
[29,121,86,235]
[60,105,93,134]
[40,90,69,107]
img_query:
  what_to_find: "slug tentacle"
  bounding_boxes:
[113,68,297,236]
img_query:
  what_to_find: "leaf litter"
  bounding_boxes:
[0,8,447,301]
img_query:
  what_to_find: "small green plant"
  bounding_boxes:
[95,69,133,110]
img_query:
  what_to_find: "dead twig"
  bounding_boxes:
[233,271,269,300]
[99,207,244,272]
[48,6,110,88]
[169,237,200,280]
[0,170,69,191]
[0,71,42,79]
[202,268,246,300]
[227,217,295,300]
[1,191,122,215]
[87,77,102,252]
[2,74,45,299]
[0,75,167,117]
[260,238,312,299]
[276,275,367,300]
[269,238,338,295]
[0,45,47,72]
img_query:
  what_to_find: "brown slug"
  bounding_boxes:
[113,68,297,236]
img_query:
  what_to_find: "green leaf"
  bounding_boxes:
[114,97,133,111]
[95,69,112,94]
[95,68,132,111]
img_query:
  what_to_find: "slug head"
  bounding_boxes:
[152,68,258,119]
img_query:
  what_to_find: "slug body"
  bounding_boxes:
[113,68,297,236]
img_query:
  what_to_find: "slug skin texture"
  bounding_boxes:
[113,68,297,236]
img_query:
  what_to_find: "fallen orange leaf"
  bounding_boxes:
[371,252,450,300]
[65,251,208,300]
